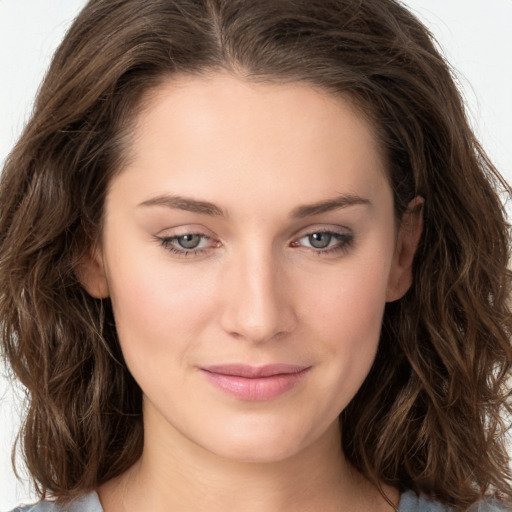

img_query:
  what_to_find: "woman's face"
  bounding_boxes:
[84,74,418,463]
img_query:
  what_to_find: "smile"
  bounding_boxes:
[200,364,311,401]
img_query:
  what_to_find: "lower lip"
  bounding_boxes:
[201,368,310,401]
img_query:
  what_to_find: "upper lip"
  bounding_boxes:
[200,364,310,378]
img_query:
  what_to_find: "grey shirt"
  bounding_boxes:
[9,490,509,511]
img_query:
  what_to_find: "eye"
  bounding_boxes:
[307,232,335,249]
[292,229,354,255]
[176,234,202,249]
[157,232,219,257]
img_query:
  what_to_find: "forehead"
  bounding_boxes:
[133,73,379,155]
[112,73,389,213]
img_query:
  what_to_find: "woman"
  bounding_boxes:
[0,0,510,510]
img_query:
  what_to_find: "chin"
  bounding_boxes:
[196,414,327,464]
[212,438,306,464]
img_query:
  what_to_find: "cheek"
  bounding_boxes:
[301,257,390,343]
[104,243,219,372]
[296,254,391,403]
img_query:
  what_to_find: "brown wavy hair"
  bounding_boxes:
[1,0,511,509]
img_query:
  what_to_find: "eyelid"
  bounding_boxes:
[292,224,352,239]
[155,223,216,238]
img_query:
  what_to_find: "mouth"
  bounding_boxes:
[199,364,311,401]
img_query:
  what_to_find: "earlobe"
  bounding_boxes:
[386,197,424,302]
[75,245,109,299]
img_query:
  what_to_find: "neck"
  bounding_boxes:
[98,402,398,512]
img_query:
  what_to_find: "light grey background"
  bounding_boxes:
[1,1,511,509]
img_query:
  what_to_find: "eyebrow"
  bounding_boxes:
[138,193,371,218]
[290,194,371,218]
[139,195,225,216]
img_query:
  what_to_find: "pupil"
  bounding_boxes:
[178,234,201,249]
[309,233,332,249]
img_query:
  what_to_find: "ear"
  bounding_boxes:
[386,197,424,302]
[75,245,109,299]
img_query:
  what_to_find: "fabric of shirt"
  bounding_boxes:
[8,490,509,511]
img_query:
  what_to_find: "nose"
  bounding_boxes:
[219,246,298,343]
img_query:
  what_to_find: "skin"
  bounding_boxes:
[81,73,422,511]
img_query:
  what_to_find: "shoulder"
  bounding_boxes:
[398,490,509,511]
[8,492,103,512]
[469,500,511,512]
[398,490,451,511]
[9,504,58,512]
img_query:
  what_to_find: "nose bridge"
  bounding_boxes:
[220,241,296,343]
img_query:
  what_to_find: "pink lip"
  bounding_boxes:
[200,364,310,401]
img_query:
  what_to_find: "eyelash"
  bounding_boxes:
[157,233,215,258]
[292,229,354,256]
[156,229,354,258]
